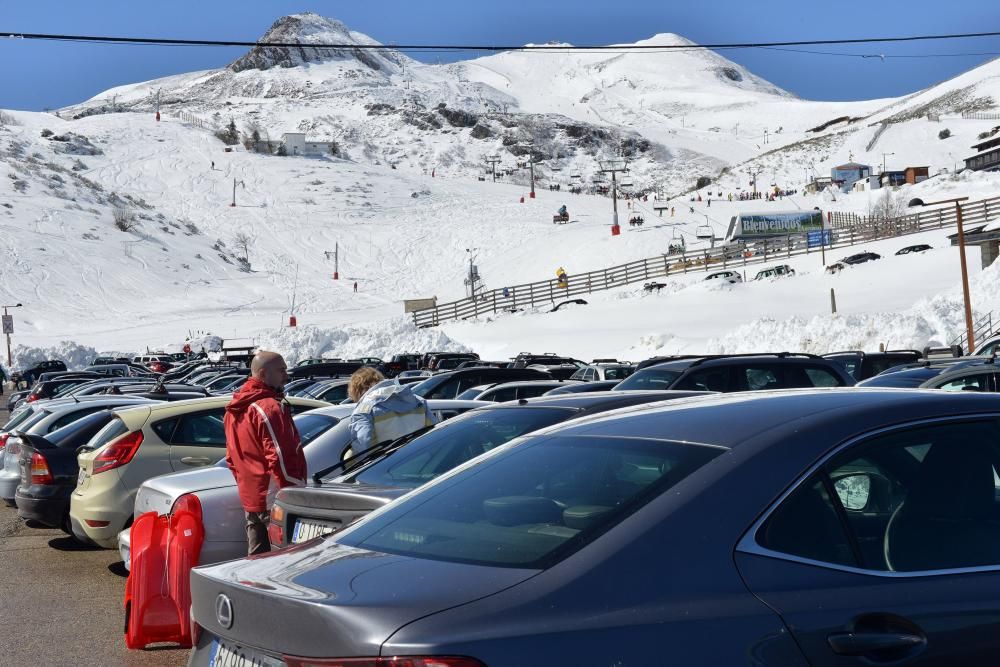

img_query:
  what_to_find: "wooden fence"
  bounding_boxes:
[412,196,1000,328]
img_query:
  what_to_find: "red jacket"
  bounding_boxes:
[224,378,305,512]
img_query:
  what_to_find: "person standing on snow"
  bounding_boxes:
[353,281,358,293]
[346,367,436,457]
[224,351,304,555]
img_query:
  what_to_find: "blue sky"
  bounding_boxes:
[3,0,1000,110]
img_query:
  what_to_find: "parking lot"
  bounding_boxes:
[0,406,186,667]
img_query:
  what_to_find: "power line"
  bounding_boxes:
[4,29,1000,55]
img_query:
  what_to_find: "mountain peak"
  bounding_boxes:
[229,13,404,73]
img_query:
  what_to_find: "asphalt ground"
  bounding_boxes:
[0,403,189,666]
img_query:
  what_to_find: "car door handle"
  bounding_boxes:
[828,631,926,656]
[180,456,213,466]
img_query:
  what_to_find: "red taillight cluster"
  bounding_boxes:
[26,394,39,403]
[267,503,285,546]
[30,451,54,485]
[0,433,9,452]
[92,431,144,474]
[170,492,202,520]
[283,657,486,667]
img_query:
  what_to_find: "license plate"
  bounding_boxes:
[77,469,87,487]
[210,639,283,667]
[291,518,338,544]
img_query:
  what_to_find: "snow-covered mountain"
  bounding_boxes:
[4,12,1000,366]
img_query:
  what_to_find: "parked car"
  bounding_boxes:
[412,367,552,399]
[511,352,583,369]
[19,377,107,406]
[570,363,636,382]
[398,369,433,379]
[288,360,363,380]
[826,252,882,273]
[705,270,742,284]
[425,352,480,371]
[896,244,932,255]
[469,380,582,402]
[973,335,1000,358]
[12,360,67,387]
[614,353,854,392]
[754,264,796,281]
[544,380,620,395]
[191,389,1000,666]
[301,379,352,403]
[822,349,923,382]
[69,395,329,548]
[526,363,583,380]
[268,391,706,550]
[1,396,157,504]
[116,400,487,568]
[379,353,423,377]
[857,357,1000,390]
[14,410,127,532]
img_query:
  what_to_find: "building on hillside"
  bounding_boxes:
[281,132,336,157]
[964,135,1000,172]
[879,166,930,188]
[831,163,873,192]
[947,223,1000,269]
[805,176,833,194]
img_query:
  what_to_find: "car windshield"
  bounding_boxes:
[613,367,683,391]
[858,369,940,388]
[294,413,339,443]
[343,407,573,488]
[339,434,723,568]
[3,407,44,432]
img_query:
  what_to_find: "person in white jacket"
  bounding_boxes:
[346,367,436,456]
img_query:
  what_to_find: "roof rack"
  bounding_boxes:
[922,345,963,359]
[687,352,824,368]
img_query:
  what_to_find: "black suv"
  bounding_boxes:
[288,360,364,380]
[425,352,480,371]
[379,354,423,377]
[511,352,584,368]
[823,349,923,382]
[14,360,67,386]
[614,353,855,392]
[826,252,882,273]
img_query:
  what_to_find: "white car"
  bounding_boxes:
[704,270,743,284]
[972,335,1000,357]
[0,396,156,503]
[117,399,487,569]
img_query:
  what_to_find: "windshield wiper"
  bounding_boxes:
[311,425,434,484]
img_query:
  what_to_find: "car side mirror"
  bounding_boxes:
[833,473,871,511]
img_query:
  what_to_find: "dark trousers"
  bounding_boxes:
[245,510,271,556]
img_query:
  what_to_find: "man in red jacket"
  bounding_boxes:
[224,351,305,555]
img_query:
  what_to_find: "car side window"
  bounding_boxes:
[757,420,1000,572]
[171,410,226,447]
[803,366,844,387]
[675,368,731,392]
[937,374,991,392]
[47,406,104,432]
[488,387,518,402]
[741,366,781,391]
[152,418,178,442]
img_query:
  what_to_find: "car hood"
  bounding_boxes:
[191,539,538,657]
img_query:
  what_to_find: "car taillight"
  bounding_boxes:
[268,503,285,546]
[92,431,144,474]
[0,433,9,452]
[283,657,487,667]
[30,451,54,485]
[26,394,39,403]
[170,492,202,520]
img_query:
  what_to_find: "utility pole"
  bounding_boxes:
[598,158,629,236]
[325,244,340,279]
[520,144,540,198]
[484,155,501,183]
[230,178,245,207]
[464,248,480,299]
[922,198,975,350]
[153,88,161,121]
[289,263,300,327]
[2,303,22,367]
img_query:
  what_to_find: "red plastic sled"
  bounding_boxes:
[124,509,204,649]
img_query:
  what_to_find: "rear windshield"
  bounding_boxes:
[47,411,116,449]
[341,434,723,568]
[3,407,46,433]
[858,370,938,388]
[86,417,130,451]
[294,413,339,444]
[614,368,683,391]
[344,407,573,488]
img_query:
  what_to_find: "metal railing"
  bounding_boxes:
[951,311,997,353]
[412,196,1000,328]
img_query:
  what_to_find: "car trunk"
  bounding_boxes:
[277,483,406,546]
[133,465,235,518]
[191,540,539,659]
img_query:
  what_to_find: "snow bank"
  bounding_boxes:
[10,341,100,371]
[704,258,1000,354]
[253,317,469,365]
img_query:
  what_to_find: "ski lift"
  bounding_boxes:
[621,178,634,188]
[696,225,714,240]
[570,172,582,179]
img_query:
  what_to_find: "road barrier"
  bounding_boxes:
[412,196,1000,328]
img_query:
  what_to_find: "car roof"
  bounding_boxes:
[481,380,575,389]
[112,394,328,416]
[921,361,1000,386]
[643,353,830,372]
[538,388,1000,450]
[477,390,705,412]
[28,395,156,412]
